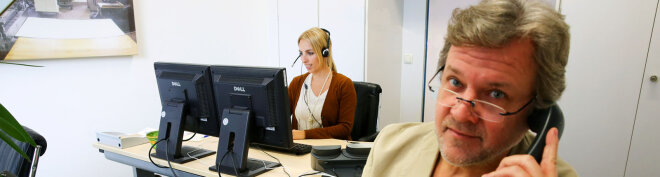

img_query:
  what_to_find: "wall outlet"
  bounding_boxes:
[404,54,413,64]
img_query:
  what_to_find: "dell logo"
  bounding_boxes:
[234,86,245,92]
[171,82,181,87]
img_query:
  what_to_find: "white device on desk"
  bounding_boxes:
[96,132,148,149]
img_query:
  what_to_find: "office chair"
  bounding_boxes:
[351,81,382,142]
[0,126,47,177]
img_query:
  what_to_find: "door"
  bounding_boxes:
[560,0,658,176]
[625,1,660,176]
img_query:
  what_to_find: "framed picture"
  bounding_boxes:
[0,0,137,60]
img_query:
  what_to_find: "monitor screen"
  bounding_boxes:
[152,62,219,163]
[210,65,293,149]
[209,65,292,175]
[155,62,219,135]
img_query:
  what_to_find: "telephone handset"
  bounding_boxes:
[310,144,372,176]
[526,104,565,163]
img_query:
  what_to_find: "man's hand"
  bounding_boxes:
[292,130,306,140]
[482,127,559,177]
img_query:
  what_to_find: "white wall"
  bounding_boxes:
[365,0,403,130]
[0,57,153,176]
[278,0,319,83]
[398,0,426,123]
[141,1,279,67]
[319,0,366,81]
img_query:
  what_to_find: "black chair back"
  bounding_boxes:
[0,126,47,177]
[351,81,382,141]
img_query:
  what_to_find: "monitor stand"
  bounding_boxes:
[209,108,279,177]
[152,146,216,164]
[151,102,215,163]
[209,158,279,177]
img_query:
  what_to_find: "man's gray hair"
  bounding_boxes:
[438,0,570,109]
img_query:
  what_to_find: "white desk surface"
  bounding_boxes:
[93,138,350,177]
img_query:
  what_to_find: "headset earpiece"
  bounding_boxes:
[322,48,329,57]
[320,28,331,57]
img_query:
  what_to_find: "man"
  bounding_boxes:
[362,0,577,176]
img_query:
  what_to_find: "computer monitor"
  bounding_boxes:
[152,62,220,163]
[208,65,293,176]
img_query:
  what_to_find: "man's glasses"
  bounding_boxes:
[427,65,444,92]
[427,65,535,122]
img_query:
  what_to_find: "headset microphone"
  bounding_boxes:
[291,53,302,67]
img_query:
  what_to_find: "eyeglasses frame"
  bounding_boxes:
[427,65,536,116]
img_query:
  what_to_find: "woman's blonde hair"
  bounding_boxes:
[298,27,337,72]
[438,0,570,109]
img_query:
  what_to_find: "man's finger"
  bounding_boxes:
[541,127,558,176]
[495,155,543,176]
[483,165,531,177]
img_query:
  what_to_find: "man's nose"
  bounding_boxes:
[450,91,480,124]
[450,101,480,124]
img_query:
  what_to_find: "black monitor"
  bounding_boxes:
[208,65,293,176]
[151,62,220,163]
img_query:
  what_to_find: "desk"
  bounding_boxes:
[93,138,349,177]
[4,35,137,60]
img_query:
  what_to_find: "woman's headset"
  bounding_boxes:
[292,28,332,67]
[320,28,331,57]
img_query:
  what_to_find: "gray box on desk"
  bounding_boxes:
[96,132,148,149]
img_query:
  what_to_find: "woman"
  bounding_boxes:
[289,27,357,140]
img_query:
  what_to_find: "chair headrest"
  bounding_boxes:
[353,81,382,95]
[22,126,47,156]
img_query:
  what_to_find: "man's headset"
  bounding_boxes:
[291,28,331,67]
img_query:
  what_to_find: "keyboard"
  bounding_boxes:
[256,143,312,155]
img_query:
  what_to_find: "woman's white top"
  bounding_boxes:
[294,73,331,130]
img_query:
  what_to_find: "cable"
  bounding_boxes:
[303,83,324,128]
[330,168,339,177]
[298,171,323,177]
[187,139,218,167]
[148,139,168,168]
[217,152,229,177]
[256,145,291,177]
[182,132,196,141]
[229,152,240,176]
[299,171,337,177]
[164,139,179,177]
[345,140,360,144]
[147,138,179,177]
